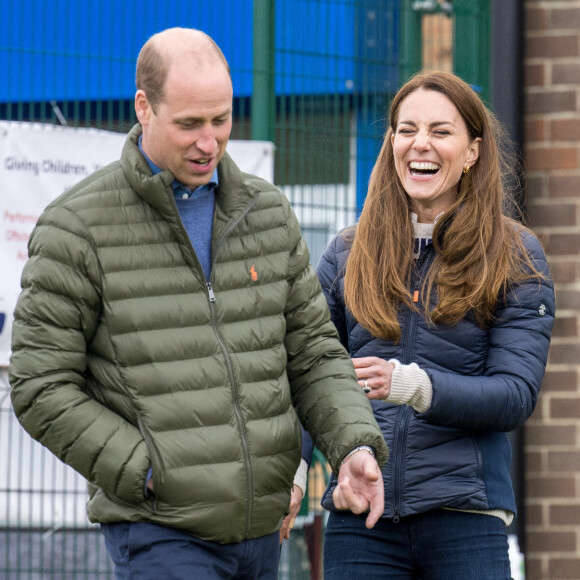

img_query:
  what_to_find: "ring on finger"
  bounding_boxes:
[363,379,371,394]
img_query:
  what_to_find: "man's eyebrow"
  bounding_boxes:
[174,110,232,123]
[174,116,201,123]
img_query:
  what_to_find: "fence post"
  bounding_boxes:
[252,0,276,142]
[453,0,490,103]
[399,0,422,85]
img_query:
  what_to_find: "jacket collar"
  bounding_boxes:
[121,124,258,230]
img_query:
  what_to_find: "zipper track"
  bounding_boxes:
[205,195,260,537]
[391,249,434,521]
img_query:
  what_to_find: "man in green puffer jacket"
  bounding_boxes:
[9,27,388,579]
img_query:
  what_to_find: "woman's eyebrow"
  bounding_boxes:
[397,120,456,129]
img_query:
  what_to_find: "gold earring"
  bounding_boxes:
[463,165,470,174]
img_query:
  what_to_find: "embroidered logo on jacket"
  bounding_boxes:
[250,264,258,282]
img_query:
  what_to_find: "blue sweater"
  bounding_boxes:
[139,137,216,279]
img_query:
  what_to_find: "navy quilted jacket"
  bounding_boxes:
[316,227,555,520]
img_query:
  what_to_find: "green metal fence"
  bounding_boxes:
[0,1,490,578]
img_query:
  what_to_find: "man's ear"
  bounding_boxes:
[135,90,151,125]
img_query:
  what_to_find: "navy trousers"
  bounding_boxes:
[101,521,280,579]
[323,509,512,580]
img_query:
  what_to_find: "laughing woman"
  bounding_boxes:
[317,71,555,579]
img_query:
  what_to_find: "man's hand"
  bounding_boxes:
[333,450,384,529]
[279,484,304,543]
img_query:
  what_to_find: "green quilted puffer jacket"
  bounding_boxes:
[10,124,388,544]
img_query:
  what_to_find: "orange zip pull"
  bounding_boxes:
[413,290,419,303]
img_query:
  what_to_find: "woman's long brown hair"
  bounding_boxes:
[344,71,542,342]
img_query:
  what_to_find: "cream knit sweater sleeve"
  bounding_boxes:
[385,359,433,413]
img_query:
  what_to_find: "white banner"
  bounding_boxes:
[0,121,274,367]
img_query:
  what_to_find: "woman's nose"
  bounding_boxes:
[412,132,430,151]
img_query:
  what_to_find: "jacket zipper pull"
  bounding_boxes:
[206,282,216,302]
[393,510,400,524]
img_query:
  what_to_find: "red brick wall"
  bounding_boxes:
[523,1,580,578]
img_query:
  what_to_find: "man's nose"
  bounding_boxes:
[196,125,218,154]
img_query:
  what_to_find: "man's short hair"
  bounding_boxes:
[135,28,231,112]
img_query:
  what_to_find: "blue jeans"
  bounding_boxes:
[101,522,280,579]
[323,510,512,580]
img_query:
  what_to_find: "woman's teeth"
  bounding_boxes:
[409,161,440,175]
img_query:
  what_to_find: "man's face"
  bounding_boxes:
[136,59,233,189]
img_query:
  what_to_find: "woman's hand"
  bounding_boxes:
[279,484,304,543]
[352,357,395,400]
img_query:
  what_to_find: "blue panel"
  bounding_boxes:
[354,0,400,94]
[0,0,255,102]
[276,0,356,95]
[0,0,399,103]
